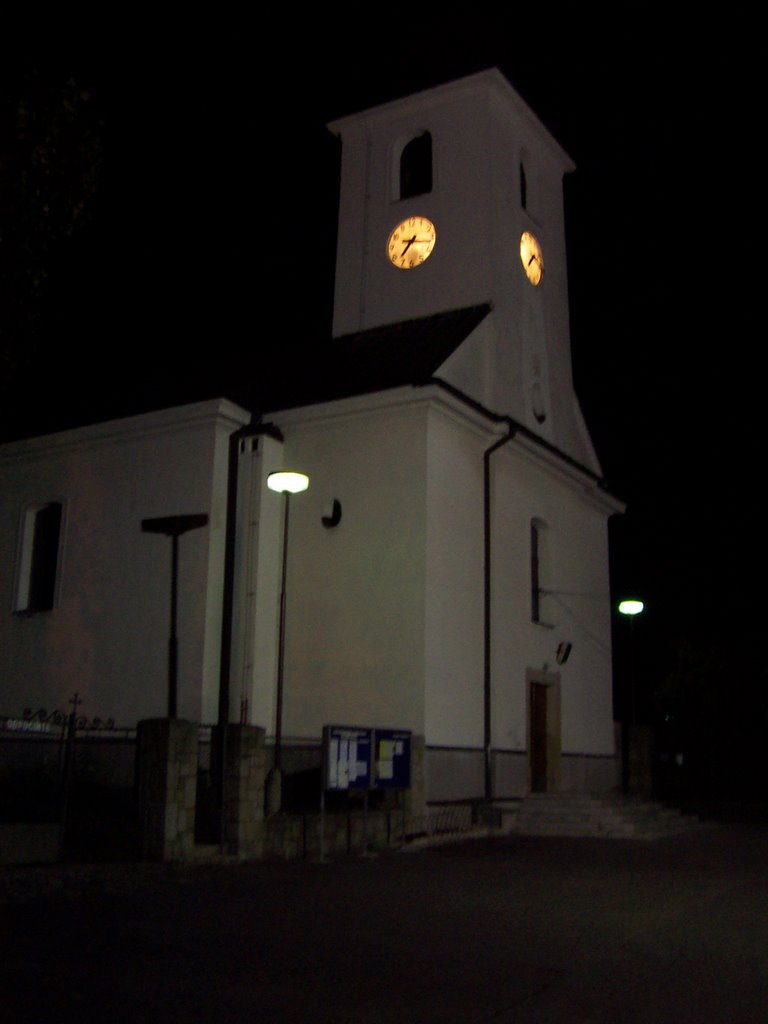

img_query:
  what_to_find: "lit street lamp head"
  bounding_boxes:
[618,599,644,616]
[267,471,309,494]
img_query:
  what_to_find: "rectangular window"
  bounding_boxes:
[14,502,63,613]
[530,520,541,623]
[530,517,554,626]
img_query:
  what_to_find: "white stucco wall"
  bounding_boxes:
[423,400,486,749]
[491,437,618,760]
[421,390,618,775]
[0,400,249,726]
[266,390,429,742]
[265,385,619,786]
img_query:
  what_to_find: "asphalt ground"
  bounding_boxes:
[1,821,767,1024]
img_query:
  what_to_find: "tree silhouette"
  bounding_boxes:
[0,67,103,433]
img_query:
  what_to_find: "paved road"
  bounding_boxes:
[2,822,767,1023]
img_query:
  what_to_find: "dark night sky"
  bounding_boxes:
[2,9,766,766]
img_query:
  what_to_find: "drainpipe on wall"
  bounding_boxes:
[216,418,283,847]
[218,420,284,729]
[483,421,516,800]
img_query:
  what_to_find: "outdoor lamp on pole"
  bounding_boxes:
[618,598,644,792]
[618,598,644,722]
[265,470,309,815]
[141,513,209,719]
[618,599,644,616]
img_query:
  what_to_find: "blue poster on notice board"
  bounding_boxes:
[374,728,411,789]
[323,725,373,791]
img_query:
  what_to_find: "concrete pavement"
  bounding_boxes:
[2,820,767,1023]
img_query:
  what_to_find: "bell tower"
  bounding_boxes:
[327,68,600,473]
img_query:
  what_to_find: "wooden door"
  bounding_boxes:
[530,682,548,792]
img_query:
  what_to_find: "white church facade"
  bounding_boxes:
[0,69,623,807]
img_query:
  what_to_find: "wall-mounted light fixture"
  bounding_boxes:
[321,499,342,528]
[555,641,572,665]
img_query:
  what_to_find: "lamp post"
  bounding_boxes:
[618,598,644,792]
[141,513,209,718]
[265,470,309,815]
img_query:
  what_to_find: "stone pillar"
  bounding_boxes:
[404,734,426,821]
[221,724,266,859]
[137,718,198,861]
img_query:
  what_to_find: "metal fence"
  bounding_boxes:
[1,700,138,860]
[1,703,228,861]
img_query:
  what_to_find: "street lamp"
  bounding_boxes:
[141,513,209,718]
[618,599,644,617]
[265,470,309,815]
[618,598,644,792]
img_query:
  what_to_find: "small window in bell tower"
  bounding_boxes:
[520,161,528,210]
[400,131,432,199]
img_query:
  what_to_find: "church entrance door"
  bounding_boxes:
[530,682,548,792]
[527,671,562,793]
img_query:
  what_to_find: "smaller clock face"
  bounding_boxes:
[520,231,544,286]
[387,216,436,269]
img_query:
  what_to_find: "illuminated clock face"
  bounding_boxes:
[520,231,544,285]
[387,216,436,269]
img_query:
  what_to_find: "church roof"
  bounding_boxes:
[1,305,491,443]
[252,304,492,413]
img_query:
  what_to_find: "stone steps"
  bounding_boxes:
[508,792,710,840]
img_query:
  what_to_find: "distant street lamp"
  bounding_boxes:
[618,599,644,618]
[265,470,309,815]
[618,598,644,792]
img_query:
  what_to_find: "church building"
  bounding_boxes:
[0,69,623,810]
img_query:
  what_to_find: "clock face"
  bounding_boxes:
[387,216,436,269]
[520,231,544,285]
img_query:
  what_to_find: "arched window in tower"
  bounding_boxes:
[400,131,432,199]
[520,161,528,210]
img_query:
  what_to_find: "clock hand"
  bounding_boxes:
[401,234,418,255]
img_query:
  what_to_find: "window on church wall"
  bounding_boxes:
[530,518,553,625]
[13,501,63,613]
[399,131,432,199]
[520,161,528,210]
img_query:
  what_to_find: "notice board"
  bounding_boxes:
[373,728,411,789]
[322,725,373,791]
[323,725,411,791]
